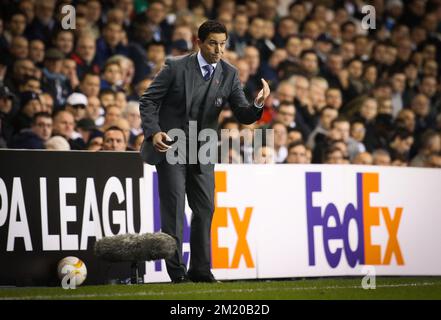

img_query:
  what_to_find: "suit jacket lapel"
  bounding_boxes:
[185,53,198,115]
[202,61,224,120]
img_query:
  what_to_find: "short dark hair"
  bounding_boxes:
[32,112,52,125]
[391,128,413,141]
[278,100,295,109]
[80,72,99,82]
[146,40,166,50]
[287,141,306,152]
[198,20,228,42]
[99,88,116,98]
[104,126,126,142]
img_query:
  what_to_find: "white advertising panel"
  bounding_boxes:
[143,164,441,283]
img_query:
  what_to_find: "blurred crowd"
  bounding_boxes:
[0,0,440,167]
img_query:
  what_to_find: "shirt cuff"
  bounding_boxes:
[254,100,264,109]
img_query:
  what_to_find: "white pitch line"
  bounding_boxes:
[0,282,439,300]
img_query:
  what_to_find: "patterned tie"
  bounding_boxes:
[202,64,214,81]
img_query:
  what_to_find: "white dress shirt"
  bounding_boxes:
[196,51,263,108]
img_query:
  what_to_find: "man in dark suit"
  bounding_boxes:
[139,20,270,283]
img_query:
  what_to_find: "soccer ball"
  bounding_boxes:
[57,256,87,287]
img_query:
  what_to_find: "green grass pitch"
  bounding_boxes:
[1,277,441,300]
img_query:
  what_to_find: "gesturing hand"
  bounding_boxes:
[255,78,271,106]
[152,132,172,152]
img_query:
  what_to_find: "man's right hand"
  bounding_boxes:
[152,132,172,152]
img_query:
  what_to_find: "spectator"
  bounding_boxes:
[29,39,45,67]
[352,152,374,165]
[410,130,441,167]
[372,149,392,166]
[65,92,88,122]
[79,72,101,98]
[285,141,308,164]
[71,34,100,79]
[124,101,142,147]
[101,125,127,151]
[387,129,415,162]
[9,111,52,149]
[41,48,70,109]
[52,110,85,150]
[12,91,42,134]
[86,95,104,127]
[0,85,16,147]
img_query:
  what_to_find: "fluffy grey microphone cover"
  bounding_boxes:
[94,232,176,262]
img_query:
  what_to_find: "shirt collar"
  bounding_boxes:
[197,51,217,70]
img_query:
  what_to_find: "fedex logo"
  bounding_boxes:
[306,172,404,268]
[151,171,254,272]
[211,171,254,269]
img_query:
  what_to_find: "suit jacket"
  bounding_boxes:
[139,53,263,169]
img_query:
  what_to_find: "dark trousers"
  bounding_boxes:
[156,162,215,280]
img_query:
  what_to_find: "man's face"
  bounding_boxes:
[294,78,309,102]
[36,0,55,23]
[86,96,101,120]
[420,77,437,97]
[287,145,307,164]
[147,45,165,64]
[104,24,122,48]
[22,99,43,117]
[10,37,28,59]
[351,122,366,142]
[198,33,227,64]
[0,97,13,114]
[249,18,265,39]
[81,75,100,97]
[103,64,122,84]
[56,32,74,54]
[412,95,429,116]
[287,131,302,145]
[394,136,414,154]
[234,15,248,35]
[126,109,141,129]
[147,2,165,25]
[61,59,77,77]
[66,104,86,121]
[398,110,416,132]
[40,94,54,113]
[276,105,295,127]
[29,40,45,63]
[244,47,260,72]
[327,55,343,74]
[10,14,27,36]
[321,108,338,130]
[334,121,350,142]
[273,123,287,148]
[276,85,294,103]
[102,130,127,151]
[77,37,96,62]
[326,89,342,109]
[286,37,302,57]
[100,93,115,109]
[374,153,391,166]
[392,73,406,93]
[32,116,52,141]
[53,111,74,138]
[236,60,250,84]
[302,53,318,74]
[21,79,41,93]
[105,106,121,124]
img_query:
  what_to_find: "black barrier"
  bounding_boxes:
[0,150,148,286]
